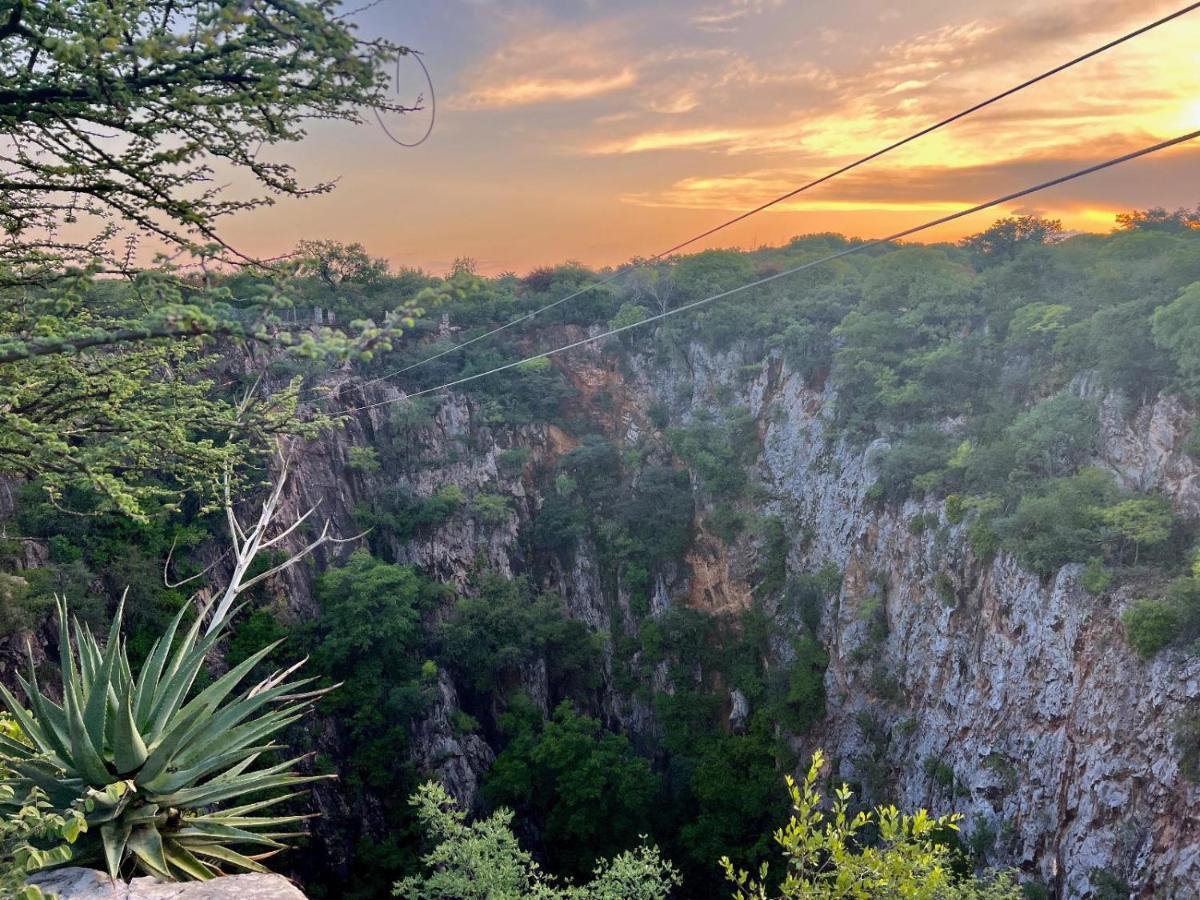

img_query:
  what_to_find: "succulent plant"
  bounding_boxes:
[0,597,328,881]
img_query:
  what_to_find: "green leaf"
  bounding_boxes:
[101,820,132,879]
[127,825,171,879]
[112,682,149,775]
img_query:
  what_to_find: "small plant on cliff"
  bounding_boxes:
[0,598,327,881]
[722,750,1023,900]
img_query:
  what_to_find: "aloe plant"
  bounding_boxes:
[0,597,329,881]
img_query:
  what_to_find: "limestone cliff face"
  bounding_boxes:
[268,337,1199,898]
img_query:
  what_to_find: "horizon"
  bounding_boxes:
[213,0,1200,275]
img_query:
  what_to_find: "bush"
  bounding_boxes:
[484,700,666,878]
[347,446,381,473]
[1080,558,1113,595]
[1123,599,1179,657]
[775,636,828,734]
[722,750,1023,900]
[994,469,1115,575]
[395,781,680,900]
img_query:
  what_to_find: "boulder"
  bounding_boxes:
[28,868,307,899]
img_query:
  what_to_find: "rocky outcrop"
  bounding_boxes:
[258,336,1200,898]
[29,869,307,899]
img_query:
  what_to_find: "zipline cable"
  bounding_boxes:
[347,0,1200,388]
[339,127,1200,411]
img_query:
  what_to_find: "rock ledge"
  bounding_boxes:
[29,868,308,899]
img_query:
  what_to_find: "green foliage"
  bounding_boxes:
[623,467,695,566]
[438,575,600,697]
[1080,558,1113,595]
[485,700,665,878]
[774,637,828,734]
[0,717,88,899]
[471,493,512,525]
[723,750,1023,900]
[1123,599,1180,657]
[1100,497,1174,565]
[0,599,324,881]
[394,781,680,899]
[934,572,957,607]
[0,0,419,517]
[1174,708,1200,783]
[667,409,758,500]
[993,469,1115,575]
[1153,282,1200,399]
[311,551,445,763]
[1122,577,1200,657]
[347,447,383,473]
[960,216,1064,266]
[756,517,790,597]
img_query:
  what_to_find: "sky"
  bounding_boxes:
[223,0,1200,275]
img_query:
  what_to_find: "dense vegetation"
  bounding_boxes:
[5,208,1200,896]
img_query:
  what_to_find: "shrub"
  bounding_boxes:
[471,492,510,525]
[1123,599,1179,657]
[934,571,957,606]
[347,446,382,473]
[1080,558,1113,595]
[722,750,1023,900]
[394,781,680,900]
[484,700,665,878]
[708,504,747,543]
[1174,710,1200,783]
[781,637,828,733]
[994,469,1115,575]
[945,493,967,525]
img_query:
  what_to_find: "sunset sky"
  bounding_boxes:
[224,0,1200,275]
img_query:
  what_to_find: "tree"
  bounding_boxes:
[1100,497,1173,565]
[722,750,1022,900]
[485,700,665,879]
[1152,282,1200,399]
[1115,206,1200,233]
[0,0,424,517]
[0,0,414,281]
[394,782,680,900]
[960,216,1064,265]
[994,469,1115,575]
[297,241,390,291]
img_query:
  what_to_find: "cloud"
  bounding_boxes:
[692,0,787,32]
[616,140,1200,215]
[451,22,638,109]
[458,69,637,108]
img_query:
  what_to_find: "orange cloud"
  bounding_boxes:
[450,21,639,110]
[457,68,637,109]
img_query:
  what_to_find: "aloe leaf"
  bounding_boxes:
[145,625,225,743]
[0,682,54,759]
[158,771,332,809]
[188,842,271,874]
[101,820,132,879]
[171,819,286,848]
[112,682,149,775]
[127,825,171,879]
[64,683,113,786]
[171,694,311,772]
[174,640,284,723]
[17,664,71,764]
[72,617,99,688]
[143,743,283,796]
[163,840,215,881]
[135,704,207,786]
[207,791,309,818]
[82,614,124,758]
[134,602,190,727]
